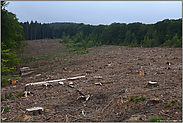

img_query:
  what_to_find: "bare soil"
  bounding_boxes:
[1,39,182,122]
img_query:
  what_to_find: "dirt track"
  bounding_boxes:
[1,39,182,122]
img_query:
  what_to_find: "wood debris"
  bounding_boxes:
[148,81,159,87]
[11,80,17,84]
[25,78,66,86]
[95,82,102,86]
[59,82,64,85]
[67,75,85,80]
[140,70,145,75]
[20,67,34,76]
[26,107,44,116]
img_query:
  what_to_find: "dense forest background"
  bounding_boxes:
[19,18,182,48]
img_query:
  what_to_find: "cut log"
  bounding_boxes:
[59,82,64,85]
[20,67,34,76]
[26,107,44,116]
[93,76,102,79]
[148,81,159,87]
[95,82,102,86]
[69,82,74,85]
[21,71,34,76]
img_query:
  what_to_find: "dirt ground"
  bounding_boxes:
[1,39,182,122]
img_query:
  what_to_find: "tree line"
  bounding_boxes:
[1,1,26,86]
[20,18,182,48]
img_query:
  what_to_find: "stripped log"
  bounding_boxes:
[25,76,85,86]
[67,76,85,80]
[20,67,34,76]
[147,81,159,87]
[25,79,66,86]
[26,107,44,116]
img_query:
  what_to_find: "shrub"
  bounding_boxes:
[177,106,182,110]
[165,103,171,108]
[129,96,134,102]
[140,95,146,101]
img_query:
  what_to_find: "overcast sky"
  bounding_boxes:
[6,1,182,25]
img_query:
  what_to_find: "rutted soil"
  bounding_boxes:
[1,39,182,122]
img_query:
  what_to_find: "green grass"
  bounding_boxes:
[29,56,43,61]
[16,92,23,98]
[139,57,142,60]
[76,114,84,118]
[129,95,146,104]
[58,54,65,57]
[5,93,13,99]
[165,99,178,108]
[4,106,11,112]
[148,117,161,122]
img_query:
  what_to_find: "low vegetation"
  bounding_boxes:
[148,116,161,122]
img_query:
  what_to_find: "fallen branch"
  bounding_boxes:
[66,115,68,122]
[67,76,85,80]
[25,79,66,86]
[1,108,4,114]
[25,75,85,86]
[101,99,113,112]
[145,87,174,92]
[159,111,172,118]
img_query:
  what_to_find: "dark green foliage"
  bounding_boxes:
[140,95,146,101]
[4,106,10,112]
[1,1,25,86]
[165,99,178,108]
[20,18,182,48]
[129,96,134,102]
[171,99,178,103]
[165,103,171,108]
[177,105,182,110]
